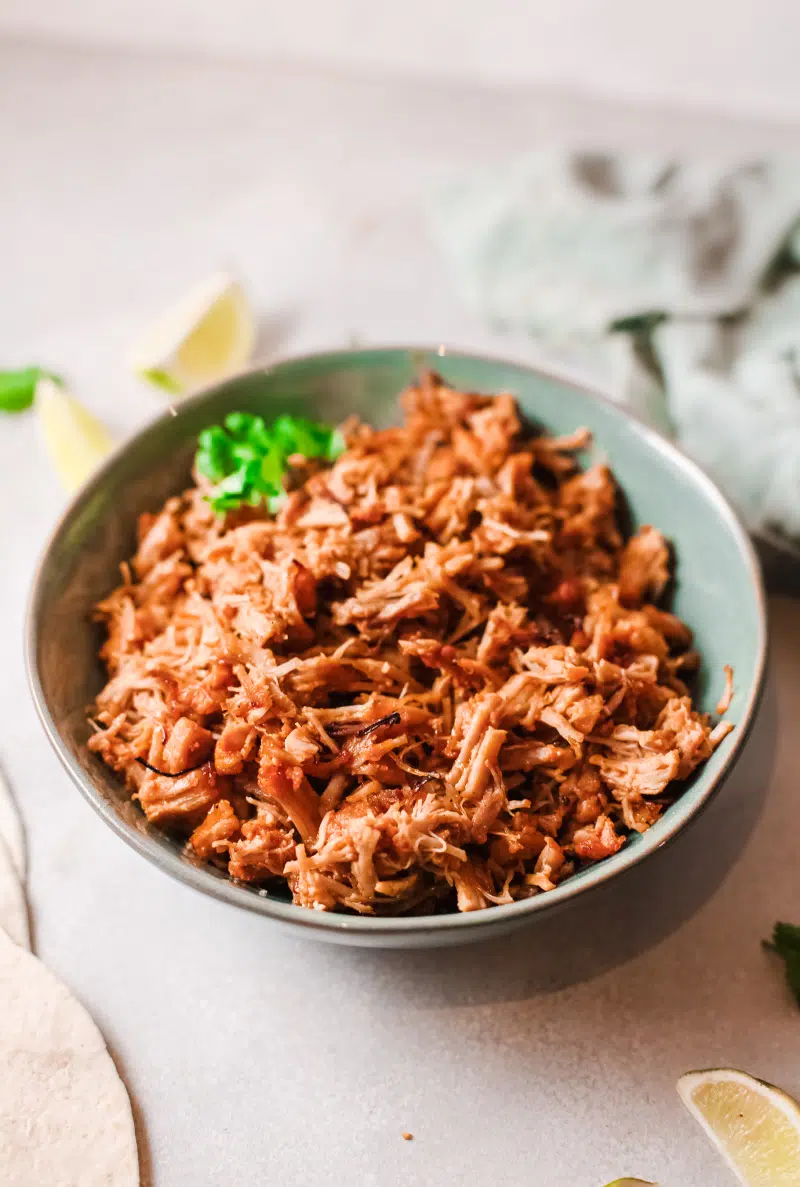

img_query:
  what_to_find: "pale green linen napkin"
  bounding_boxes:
[431,153,800,542]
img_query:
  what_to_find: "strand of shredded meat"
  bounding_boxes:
[88,372,733,914]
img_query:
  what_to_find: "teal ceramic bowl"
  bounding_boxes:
[27,348,767,947]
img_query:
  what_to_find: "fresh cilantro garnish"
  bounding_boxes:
[195,411,345,515]
[0,366,61,413]
[764,922,800,1007]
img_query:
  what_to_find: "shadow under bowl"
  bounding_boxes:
[26,347,768,948]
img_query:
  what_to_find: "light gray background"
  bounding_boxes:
[1,0,800,122]
[1,40,799,1187]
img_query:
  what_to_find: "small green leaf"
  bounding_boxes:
[271,414,300,451]
[213,466,251,499]
[326,427,346,461]
[224,411,258,439]
[207,493,241,514]
[198,425,228,452]
[764,921,800,1007]
[609,311,667,336]
[0,366,60,413]
[257,449,284,494]
[196,426,233,482]
[272,414,331,458]
[246,417,272,451]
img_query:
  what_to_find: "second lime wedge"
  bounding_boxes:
[678,1068,800,1185]
[35,378,114,493]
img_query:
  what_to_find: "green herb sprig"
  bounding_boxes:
[764,922,800,1007]
[195,411,345,515]
[0,366,62,413]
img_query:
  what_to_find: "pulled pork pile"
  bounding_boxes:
[89,373,733,914]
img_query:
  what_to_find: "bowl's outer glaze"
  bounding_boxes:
[27,348,767,947]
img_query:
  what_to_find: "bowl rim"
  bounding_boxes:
[25,344,769,939]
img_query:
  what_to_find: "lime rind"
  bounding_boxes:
[138,367,182,395]
[602,1180,656,1186]
[598,1177,655,1187]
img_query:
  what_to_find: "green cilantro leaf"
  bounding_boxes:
[764,922,800,1007]
[326,427,346,462]
[272,414,332,458]
[196,427,233,482]
[195,410,343,516]
[0,366,61,413]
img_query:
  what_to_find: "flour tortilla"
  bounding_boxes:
[0,764,26,880]
[0,928,139,1186]
[0,833,29,949]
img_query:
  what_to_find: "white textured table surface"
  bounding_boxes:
[1,39,799,1187]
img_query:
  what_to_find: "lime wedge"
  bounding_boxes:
[35,377,114,492]
[602,1180,656,1185]
[127,272,256,394]
[678,1068,800,1185]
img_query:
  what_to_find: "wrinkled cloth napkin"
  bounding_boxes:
[431,153,800,542]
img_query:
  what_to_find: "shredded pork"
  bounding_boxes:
[88,373,732,914]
